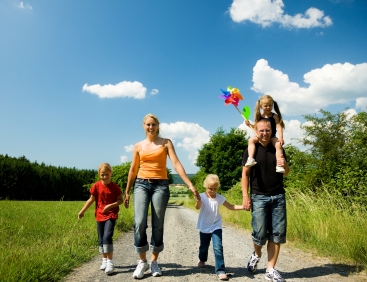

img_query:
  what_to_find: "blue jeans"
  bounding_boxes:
[133,178,170,254]
[251,194,287,246]
[97,219,116,254]
[198,229,226,275]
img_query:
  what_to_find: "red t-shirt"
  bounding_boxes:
[90,181,122,222]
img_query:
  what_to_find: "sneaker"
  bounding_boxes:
[99,259,107,270]
[245,158,257,167]
[217,273,229,280]
[133,260,149,279]
[150,260,162,277]
[105,260,114,275]
[197,260,206,268]
[265,268,285,282]
[247,251,261,273]
[276,166,285,173]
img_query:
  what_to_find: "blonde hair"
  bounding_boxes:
[98,163,112,174]
[254,94,285,129]
[142,113,160,136]
[203,174,220,188]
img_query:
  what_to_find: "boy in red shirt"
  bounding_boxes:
[78,163,123,275]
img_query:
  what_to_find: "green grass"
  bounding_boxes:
[180,183,367,272]
[0,201,134,282]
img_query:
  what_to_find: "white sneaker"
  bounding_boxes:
[276,166,285,173]
[99,259,107,270]
[105,260,114,275]
[150,260,162,277]
[245,158,257,167]
[133,260,149,279]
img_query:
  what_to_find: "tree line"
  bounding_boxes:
[0,155,96,200]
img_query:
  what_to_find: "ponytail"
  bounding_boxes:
[273,101,285,129]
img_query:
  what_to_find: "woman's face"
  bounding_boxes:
[144,117,159,136]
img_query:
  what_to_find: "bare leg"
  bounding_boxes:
[151,252,159,262]
[248,136,259,158]
[272,138,285,173]
[267,241,280,270]
[139,252,147,261]
[254,243,262,258]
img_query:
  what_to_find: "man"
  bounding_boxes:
[242,119,290,282]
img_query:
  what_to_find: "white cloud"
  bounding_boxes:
[251,59,367,116]
[124,145,134,152]
[18,2,32,10]
[356,97,367,110]
[82,81,147,99]
[229,0,332,28]
[160,122,210,165]
[120,156,128,163]
[150,89,159,95]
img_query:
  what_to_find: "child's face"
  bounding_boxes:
[260,100,273,113]
[206,182,219,197]
[100,169,112,185]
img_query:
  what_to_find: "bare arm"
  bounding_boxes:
[78,195,96,218]
[104,194,123,212]
[241,166,251,211]
[223,200,244,210]
[124,143,140,208]
[195,197,202,210]
[166,139,200,200]
[277,154,290,176]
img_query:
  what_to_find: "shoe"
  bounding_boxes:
[217,273,228,280]
[276,166,285,173]
[133,260,149,279]
[105,260,114,275]
[99,259,107,270]
[265,268,285,282]
[247,251,261,273]
[245,158,257,167]
[197,260,206,268]
[150,260,162,277]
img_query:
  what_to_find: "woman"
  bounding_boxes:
[124,113,200,279]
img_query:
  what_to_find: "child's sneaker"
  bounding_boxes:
[197,260,206,268]
[245,157,257,167]
[276,166,285,173]
[105,260,114,275]
[150,260,162,277]
[133,260,149,279]
[99,259,107,270]
[265,268,285,282]
[247,251,261,273]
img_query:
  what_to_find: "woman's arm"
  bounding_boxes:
[124,142,140,208]
[165,139,200,200]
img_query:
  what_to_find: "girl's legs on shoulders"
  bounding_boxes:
[245,136,259,167]
[271,137,285,173]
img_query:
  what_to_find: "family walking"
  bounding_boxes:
[78,95,290,282]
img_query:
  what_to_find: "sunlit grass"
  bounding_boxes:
[0,201,134,282]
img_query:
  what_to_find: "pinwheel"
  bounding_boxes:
[219,86,255,131]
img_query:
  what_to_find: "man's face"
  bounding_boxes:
[256,121,272,143]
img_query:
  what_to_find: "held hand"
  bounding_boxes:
[277,154,286,167]
[242,197,251,211]
[190,186,201,201]
[278,138,285,146]
[124,195,130,209]
[245,120,250,126]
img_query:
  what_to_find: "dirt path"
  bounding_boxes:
[63,205,366,282]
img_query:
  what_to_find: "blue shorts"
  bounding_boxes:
[251,194,287,245]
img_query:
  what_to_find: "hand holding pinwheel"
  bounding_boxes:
[219,86,254,130]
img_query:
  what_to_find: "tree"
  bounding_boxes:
[195,127,248,191]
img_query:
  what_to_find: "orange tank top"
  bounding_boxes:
[137,139,168,179]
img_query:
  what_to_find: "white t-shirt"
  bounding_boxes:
[196,192,226,233]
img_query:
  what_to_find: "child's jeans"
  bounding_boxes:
[198,229,226,275]
[97,219,116,254]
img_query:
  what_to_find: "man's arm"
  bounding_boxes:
[241,166,251,211]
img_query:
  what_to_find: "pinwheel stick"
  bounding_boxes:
[234,105,256,132]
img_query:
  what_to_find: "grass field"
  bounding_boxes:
[0,201,134,282]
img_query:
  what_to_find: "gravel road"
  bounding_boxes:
[63,204,366,282]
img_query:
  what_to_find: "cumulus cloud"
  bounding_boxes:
[120,156,128,163]
[150,89,159,95]
[82,81,147,99]
[160,122,210,165]
[251,59,367,116]
[124,145,134,152]
[18,2,32,10]
[229,0,332,28]
[356,97,367,110]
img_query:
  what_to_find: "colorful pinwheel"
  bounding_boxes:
[219,86,250,120]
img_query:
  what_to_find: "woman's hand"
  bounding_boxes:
[124,194,130,208]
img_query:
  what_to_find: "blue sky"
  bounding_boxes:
[1,0,367,173]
